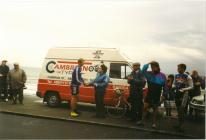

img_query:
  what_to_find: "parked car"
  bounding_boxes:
[189,89,205,115]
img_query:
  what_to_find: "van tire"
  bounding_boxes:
[45,92,61,107]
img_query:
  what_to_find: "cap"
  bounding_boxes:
[133,62,140,66]
[14,62,19,65]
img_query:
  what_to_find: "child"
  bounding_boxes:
[163,74,175,116]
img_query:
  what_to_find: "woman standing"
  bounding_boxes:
[89,64,109,118]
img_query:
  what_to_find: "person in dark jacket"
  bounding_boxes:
[70,58,85,117]
[127,62,146,122]
[189,70,203,115]
[88,64,109,118]
[0,60,10,101]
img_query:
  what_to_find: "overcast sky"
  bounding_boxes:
[0,0,205,75]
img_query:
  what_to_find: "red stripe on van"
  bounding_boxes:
[38,79,48,83]
[38,79,69,85]
[38,79,130,90]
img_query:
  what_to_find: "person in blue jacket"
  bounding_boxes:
[89,64,109,118]
[138,61,167,129]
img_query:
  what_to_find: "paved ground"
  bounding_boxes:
[0,94,205,139]
[0,113,188,139]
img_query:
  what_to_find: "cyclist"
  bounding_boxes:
[174,63,193,132]
[70,58,85,117]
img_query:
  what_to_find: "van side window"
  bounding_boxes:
[121,65,132,79]
[110,63,132,79]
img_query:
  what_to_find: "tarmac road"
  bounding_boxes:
[0,113,188,139]
[0,94,205,139]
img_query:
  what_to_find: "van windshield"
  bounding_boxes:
[109,63,132,79]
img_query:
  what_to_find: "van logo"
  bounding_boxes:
[93,50,104,59]
[46,61,56,73]
[46,60,97,74]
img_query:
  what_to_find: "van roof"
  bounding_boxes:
[46,47,132,63]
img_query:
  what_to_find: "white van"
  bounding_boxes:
[36,47,136,107]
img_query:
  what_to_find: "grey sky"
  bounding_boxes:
[0,0,205,75]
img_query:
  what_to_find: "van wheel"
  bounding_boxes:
[46,93,60,107]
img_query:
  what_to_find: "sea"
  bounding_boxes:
[23,67,41,96]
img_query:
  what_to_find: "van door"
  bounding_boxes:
[103,62,132,104]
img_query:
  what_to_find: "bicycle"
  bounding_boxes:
[106,88,131,118]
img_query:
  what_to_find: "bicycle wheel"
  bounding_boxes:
[106,98,127,118]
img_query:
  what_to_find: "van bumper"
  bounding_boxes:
[189,102,205,112]
[36,91,42,98]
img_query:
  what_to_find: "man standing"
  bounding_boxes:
[188,70,203,115]
[0,60,10,101]
[127,62,146,122]
[8,63,27,104]
[70,58,85,117]
[140,61,167,129]
[174,64,193,131]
